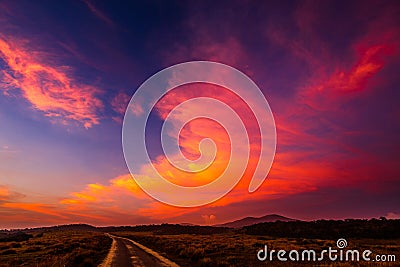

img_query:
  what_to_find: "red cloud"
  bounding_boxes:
[0,37,103,128]
[307,44,395,95]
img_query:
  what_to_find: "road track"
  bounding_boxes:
[99,234,180,267]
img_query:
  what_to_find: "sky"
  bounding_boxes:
[0,0,399,229]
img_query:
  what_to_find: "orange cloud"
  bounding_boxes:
[0,186,10,201]
[110,174,146,196]
[0,185,25,202]
[2,203,67,219]
[0,37,103,128]
[201,214,216,225]
[61,183,111,205]
[152,83,262,186]
[60,174,148,206]
[0,199,139,228]
[119,81,324,215]
[0,179,158,228]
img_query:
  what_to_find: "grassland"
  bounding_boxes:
[113,231,400,266]
[0,230,111,267]
[0,220,398,266]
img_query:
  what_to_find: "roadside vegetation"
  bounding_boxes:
[113,232,400,266]
[0,230,111,267]
[111,219,400,266]
[1,219,398,266]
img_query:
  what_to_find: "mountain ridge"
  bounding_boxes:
[214,214,297,228]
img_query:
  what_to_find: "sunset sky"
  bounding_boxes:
[0,0,399,229]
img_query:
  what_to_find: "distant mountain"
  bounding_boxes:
[23,224,98,233]
[215,214,297,228]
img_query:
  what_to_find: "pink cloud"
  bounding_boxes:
[82,0,115,27]
[0,37,103,128]
[386,212,400,220]
[111,92,130,115]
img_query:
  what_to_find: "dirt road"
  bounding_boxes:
[100,234,179,267]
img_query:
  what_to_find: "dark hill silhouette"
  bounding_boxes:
[243,218,400,239]
[3,223,229,235]
[179,223,197,226]
[23,224,98,233]
[2,217,400,239]
[101,224,230,235]
[215,214,296,228]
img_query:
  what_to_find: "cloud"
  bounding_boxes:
[56,174,162,225]
[0,37,103,128]
[111,92,130,115]
[2,203,67,219]
[201,214,216,225]
[386,212,400,220]
[121,78,326,212]
[302,43,395,105]
[82,0,115,27]
[0,185,25,202]
[0,177,158,228]
[111,91,132,123]
[60,174,147,205]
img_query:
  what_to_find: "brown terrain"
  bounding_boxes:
[0,216,399,266]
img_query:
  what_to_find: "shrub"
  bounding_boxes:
[1,249,17,255]
[199,257,212,266]
[11,243,22,248]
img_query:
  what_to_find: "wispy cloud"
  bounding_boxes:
[0,37,103,128]
[82,0,115,27]
[111,91,131,123]
[0,185,25,202]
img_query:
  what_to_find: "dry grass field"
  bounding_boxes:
[0,220,398,266]
[113,231,400,266]
[0,230,111,267]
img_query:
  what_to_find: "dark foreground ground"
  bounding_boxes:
[113,232,399,266]
[0,230,111,266]
[0,219,399,266]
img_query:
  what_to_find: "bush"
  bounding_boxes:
[1,249,17,255]
[199,257,212,266]
[0,245,11,250]
[11,243,22,248]
[24,246,42,253]
[0,231,32,242]
[35,232,44,238]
